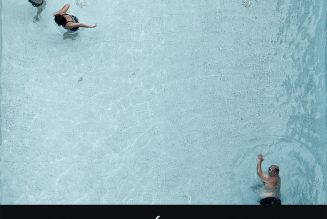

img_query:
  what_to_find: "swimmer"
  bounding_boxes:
[256,154,281,205]
[28,0,47,22]
[53,3,96,32]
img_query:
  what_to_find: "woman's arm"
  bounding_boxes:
[53,3,70,16]
[67,22,97,29]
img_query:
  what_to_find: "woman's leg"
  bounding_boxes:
[34,0,46,22]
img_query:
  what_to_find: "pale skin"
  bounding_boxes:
[256,154,280,198]
[53,4,96,29]
[31,0,47,22]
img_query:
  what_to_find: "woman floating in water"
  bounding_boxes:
[53,3,96,32]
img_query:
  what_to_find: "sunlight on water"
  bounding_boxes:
[0,0,326,204]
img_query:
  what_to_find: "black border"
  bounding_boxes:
[1,205,326,219]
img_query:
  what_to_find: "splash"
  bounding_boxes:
[242,0,251,8]
[76,0,86,8]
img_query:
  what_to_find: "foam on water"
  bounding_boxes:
[0,0,326,204]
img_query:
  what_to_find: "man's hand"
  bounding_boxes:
[257,154,264,162]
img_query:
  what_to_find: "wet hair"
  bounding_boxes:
[54,14,67,27]
[269,166,279,175]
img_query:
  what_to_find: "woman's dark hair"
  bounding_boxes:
[54,14,67,26]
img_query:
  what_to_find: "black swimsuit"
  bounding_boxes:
[260,197,281,205]
[29,0,44,7]
[63,14,79,32]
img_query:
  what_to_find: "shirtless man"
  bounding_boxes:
[256,154,281,205]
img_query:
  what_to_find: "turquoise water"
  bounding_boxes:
[0,0,326,204]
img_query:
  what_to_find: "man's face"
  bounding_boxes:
[268,165,279,177]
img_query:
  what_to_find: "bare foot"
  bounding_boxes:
[33,16,40,23]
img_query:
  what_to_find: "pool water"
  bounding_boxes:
[0,0,326,204]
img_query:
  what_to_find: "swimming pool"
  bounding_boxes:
[0,0,326,204]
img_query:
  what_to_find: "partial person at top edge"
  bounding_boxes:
[53,3,96,32]
[28,0,47,22]
[256,154,281,205]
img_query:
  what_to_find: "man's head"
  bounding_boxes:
[268,165,279,177]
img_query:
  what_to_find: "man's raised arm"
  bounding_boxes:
[257,154,269,182]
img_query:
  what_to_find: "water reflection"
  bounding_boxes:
[276,0,327,204]
[63,31,79,40]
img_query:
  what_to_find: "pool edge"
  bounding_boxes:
[0,0,3,204]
